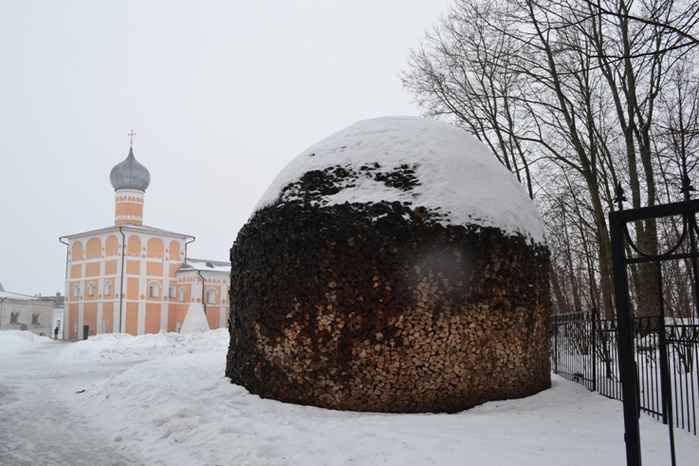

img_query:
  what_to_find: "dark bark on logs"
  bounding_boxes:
[225,199,551,413]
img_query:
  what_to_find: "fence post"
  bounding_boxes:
[656,263,677,465]
[592,308,597,393]
[554,315,558,374]
[610,209,642,466]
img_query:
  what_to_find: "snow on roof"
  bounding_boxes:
[60,224,195,241]
[0,291,35,301]
[178,258,231,274]
[256,116,545,244]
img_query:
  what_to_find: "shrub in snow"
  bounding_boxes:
[226,116,551,413]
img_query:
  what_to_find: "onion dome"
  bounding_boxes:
[109,146,151,192]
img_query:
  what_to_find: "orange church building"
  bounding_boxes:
[60,139,230,339]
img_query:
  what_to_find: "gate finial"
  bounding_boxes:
[613,182,626,210]
[680,174,694,201]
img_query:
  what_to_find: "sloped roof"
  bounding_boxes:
[60,223,194,241]
[177,258,231,274]
[0,290,34,300]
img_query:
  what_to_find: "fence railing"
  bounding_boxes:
[551,310,699,435]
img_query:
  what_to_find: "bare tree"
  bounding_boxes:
[402,1,537,197]
[402,0,699,317]
[581,0,699,48]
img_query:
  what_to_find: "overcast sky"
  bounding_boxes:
[0,0,452,296]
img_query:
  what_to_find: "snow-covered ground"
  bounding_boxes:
[1,330,696,465]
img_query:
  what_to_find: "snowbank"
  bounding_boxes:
[0,330,53,354]
[57,328,228,363]
[180,302,211,333]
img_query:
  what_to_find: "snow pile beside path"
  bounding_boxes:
[0,330,53,354]
[58,328,228,363]
[180,302,211,333]
[55,330,699,466]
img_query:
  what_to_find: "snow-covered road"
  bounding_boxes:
[0,341,141,465]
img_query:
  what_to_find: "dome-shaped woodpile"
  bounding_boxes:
[226,117,551,413]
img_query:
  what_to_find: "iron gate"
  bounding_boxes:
[551,311,698,430]
[609,197,699,466]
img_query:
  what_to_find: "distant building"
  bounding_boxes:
[49,294,65,338]
[59,138,230,339]
[0,284,58,337]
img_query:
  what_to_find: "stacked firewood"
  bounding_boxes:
[226,196,551,413]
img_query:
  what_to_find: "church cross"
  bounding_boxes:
[128,129,136,147]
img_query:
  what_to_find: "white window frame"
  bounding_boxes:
[148,283,160,298]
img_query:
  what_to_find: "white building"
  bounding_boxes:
[0,282,58,337]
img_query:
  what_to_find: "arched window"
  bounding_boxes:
[86,238,102,259]
[148,283,160,298]
[73,285,80,298]
[105,235,119,256]
[104,281,112,296]
[206,289,216,304]
[127,236,141,257]
[179,288,186,302]
[169,240,181,260]
[88,283,95,297]
[169,285,176,298]
[147,238,164,258]
[71,241,84,261]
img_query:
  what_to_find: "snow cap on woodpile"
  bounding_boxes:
[256,116,545,244]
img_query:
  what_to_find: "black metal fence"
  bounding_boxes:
[551,310,699,435]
